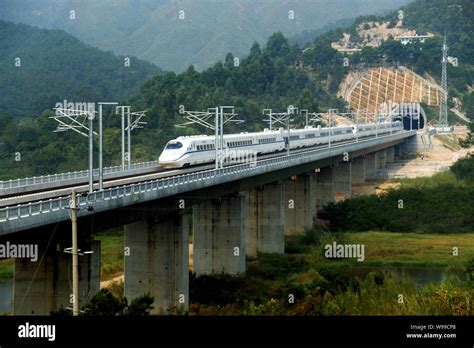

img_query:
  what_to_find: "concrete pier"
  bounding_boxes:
[364,153,377,180]
[351,157,366,184]
[283,175,316,236]
[124,214,189,314]
[314,166,335,212]
[246,182,284,256]
[386,147,395,164]
[193,195,246,275]
[13,240,100,315]
[333,161,352,199]
[375,150,387,171]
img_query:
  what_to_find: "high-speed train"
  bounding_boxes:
[158,121,403,167]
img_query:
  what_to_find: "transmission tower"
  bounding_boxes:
[439,34,448,125]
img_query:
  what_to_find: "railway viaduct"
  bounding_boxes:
[0,129,421,314]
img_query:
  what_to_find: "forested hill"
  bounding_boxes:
[0,0,411,72]
[0,20,162,117]
[301,0,474,122]
[130,32,344,144]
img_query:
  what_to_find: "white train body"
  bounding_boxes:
[158,121,403,167]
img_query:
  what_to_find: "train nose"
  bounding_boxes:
[158,152,171,163]
[159,150,180,165]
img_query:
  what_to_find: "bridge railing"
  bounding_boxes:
[0,160,160,190]
[0,131,413,223]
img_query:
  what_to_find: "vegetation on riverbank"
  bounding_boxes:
[318,155,474,233]
[188,229,473,315]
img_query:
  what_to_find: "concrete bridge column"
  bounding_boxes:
[333,162,352,200]
[364,153,377,180]
[315,166,334,211]
[375,150,387,170]
[13,239,100,315]
[375,150,388,178]
[394,145,402,157]
[351,157,366,184]
[284,175,316,236]
[386,147,395,164]
[193,195,246,275]
[246,182,284,257]
[124,214,189,314]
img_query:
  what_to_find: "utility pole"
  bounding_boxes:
[116,106,130,171]
[70,190,79,316]
[300,109,308,127]
[127,108,131,170]
[439,34,448,126]
[88,111,94,192]
[286,116,290,156]
[99,104,103,190]
[355,111,359,142]
[262,109,273,130]
[286,105,298,156]
[98,102,118,190]
[214,107,219,169]
[328,109,337,148]
[220,106,224,168]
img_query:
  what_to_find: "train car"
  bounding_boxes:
[158,121,403,167]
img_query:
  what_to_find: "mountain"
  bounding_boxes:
[0,20,162,117]
[0,0,412,72]
[301,0,474,122]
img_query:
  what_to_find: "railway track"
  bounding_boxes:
[0,134,386,208]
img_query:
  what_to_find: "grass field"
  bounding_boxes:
[93,229,124,280]
[0,259,13,278]
[310,231,474,268]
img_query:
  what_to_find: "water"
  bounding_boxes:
[350,266,467,286]
[0,278,13,315]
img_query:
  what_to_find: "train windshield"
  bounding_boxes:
[165,142,183,150]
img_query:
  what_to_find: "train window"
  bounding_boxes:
[165,142,183,150]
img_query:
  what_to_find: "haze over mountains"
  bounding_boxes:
[0,0,472,180]
[0,0,411,71]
